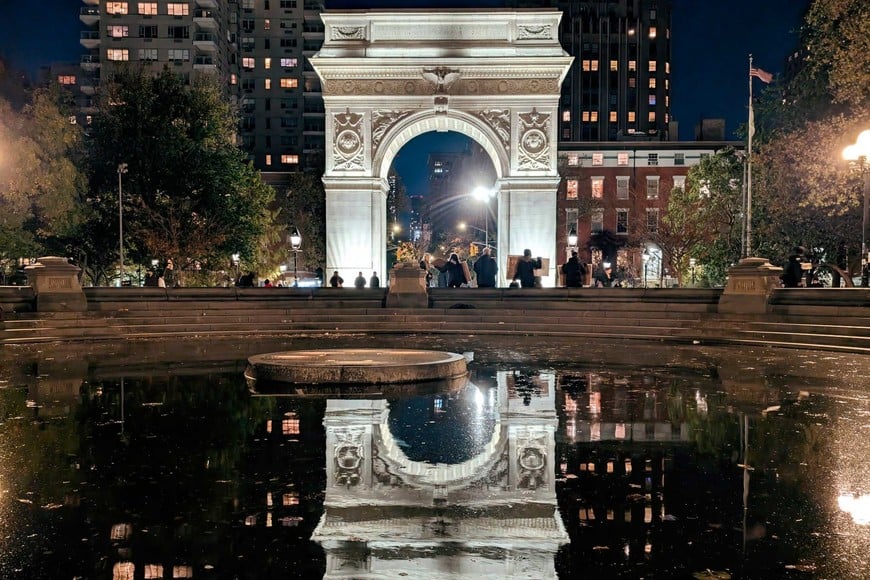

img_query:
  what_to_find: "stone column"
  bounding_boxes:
[718,257,783,315]
[24,256,87,312]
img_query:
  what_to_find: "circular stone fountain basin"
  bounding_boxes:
[245,348,468,385]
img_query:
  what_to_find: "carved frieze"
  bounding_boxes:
[371,110,414,150]
[331,25,366,41]
[517,108,551,171]
[476,109,511,148]
[324,77,559,97]
[517,24,553,40]
[333,108,365,171]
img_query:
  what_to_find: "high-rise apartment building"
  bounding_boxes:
[78,0,324,182]
[510,0,674,142]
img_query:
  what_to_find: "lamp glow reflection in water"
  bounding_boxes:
[838,494,870,525]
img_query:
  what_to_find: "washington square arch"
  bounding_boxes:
[310,9,573,287]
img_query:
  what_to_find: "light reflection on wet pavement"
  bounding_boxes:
[0,336,868,578]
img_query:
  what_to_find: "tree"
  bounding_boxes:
[268,172,326,277]
[83,68,274,285]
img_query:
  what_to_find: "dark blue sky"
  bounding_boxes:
[0,0,809,186]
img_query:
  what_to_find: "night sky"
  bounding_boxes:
[0,0,810,194]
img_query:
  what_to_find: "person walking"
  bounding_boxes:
[561,250,586,287]
[369,271,380,288]
[329,271,344,288]
[781,246,806,288]
[354,271,366,288]
[512,249,541,288]
[473,247,498,288]
[446,253,467,288]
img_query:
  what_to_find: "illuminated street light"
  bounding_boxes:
[117,163,128,286]
[289,226,302,287]
[842,129,870,286]
[567,226,578,249]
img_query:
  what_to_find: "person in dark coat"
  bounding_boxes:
[513,249,541,288]
[593,263,617,288]
[354,272,366,289]
[561,250,586,287]
[781,246,806,288]
[329,271,344,288]
[473,247,498,287]
[446,253,467,288]
[369,272,380,288]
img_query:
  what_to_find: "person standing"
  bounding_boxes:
[781,246,806,288]
[446,253,467,288]
[369,271,380,288]
[513,249,541,288]
[329,271,344,288]
[593,263,617,288]
[473,247,498,288]
[354,271,366,288]
[561,250,586,287]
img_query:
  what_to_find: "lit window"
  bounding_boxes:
[649,78,656,89]
[265,154,272,166]
[264,58,271,69]
[107,25,129,38]
[591,60,599,71]
[229,73,238,85]
[628,77,636,88]
[167,3,189,16]
[106,2,128,15]
[566,179,578,200]
[281,154,299,164]
[609,111,617,122]
[280,57,297,68]
[591,209,604,233]
[649,27,657,39]
[647,208,659,233]
[138,48,158,61]
[57,75,76,85]
[649,61,657,72]
[592,153,604,166]
[666,62,670,74]
[616,209,628,234]
[628,60,636,71]
[567,153,580,166]
[582,60,591,72]
[282,412,300,435]
[649,111,656,122]
[143,564,164,579]
[138,2,157,14]
[113,562,135,579]
[591,177,604,199]
[581,111,590,122]
[280,78,298,88]
[283,492,299,506]
[628,111,636,123]
[617,152,629,166]
[107,48,129,61]
[673,175,686,190]
[265,78,271,89]
[590,111,598,122]
[264,19,271,30]
[649,95,656,105]
[646,176,660,198]
[617,176,630,199]
[242,57,255,69]
[610,60,618,71]
[562,110,571,122]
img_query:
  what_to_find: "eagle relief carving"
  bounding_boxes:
[517,108,551,170]
[333,108,365,171]
[421,67,461,94]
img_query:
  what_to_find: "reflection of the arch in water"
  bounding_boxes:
[313,370,569,579]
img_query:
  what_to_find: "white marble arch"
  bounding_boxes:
[311,9,573,287]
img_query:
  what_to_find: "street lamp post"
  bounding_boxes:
[471,186,496,249]
[689,257,697,287]
[117,163,128,286]
[289,226,302,287]
[843,129,870,287]
[642,249,650,287]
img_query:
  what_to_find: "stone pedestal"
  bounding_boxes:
[718,257,782,315]
[24,256,87,312]
[385,266,428,308]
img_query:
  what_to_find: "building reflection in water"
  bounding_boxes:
[312,370,569,579]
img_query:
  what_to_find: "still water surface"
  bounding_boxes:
[1,341,869,579]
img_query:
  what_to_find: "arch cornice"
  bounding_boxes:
[373,109,510,181]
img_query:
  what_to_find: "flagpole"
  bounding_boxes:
[746,54,754,258]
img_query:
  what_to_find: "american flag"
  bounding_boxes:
[750,67,773,83]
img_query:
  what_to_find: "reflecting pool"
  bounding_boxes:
[1,339,869,579]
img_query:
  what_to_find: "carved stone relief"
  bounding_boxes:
[333,427,366,487]
[517,108,551,171]
[324,78,559,97]
[333,108,365,171]
[331,26,366,41]
[476,109,511,148]
[515,428,549,491]
[517,24,553,40]
[371,110,414,151]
